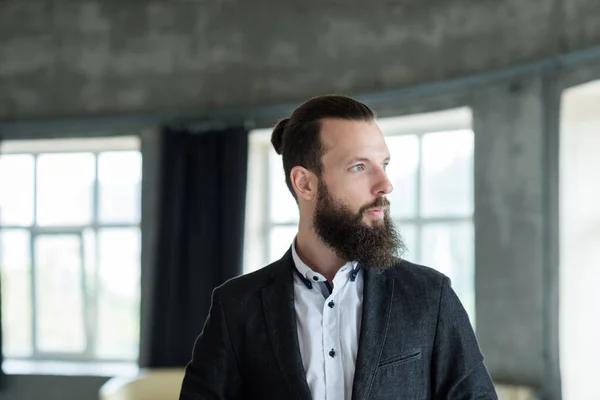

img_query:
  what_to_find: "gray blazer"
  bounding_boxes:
[180,249,498,400]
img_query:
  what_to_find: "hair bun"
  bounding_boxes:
[271,117,290,155]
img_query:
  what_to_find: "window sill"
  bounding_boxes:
[2,359,139,377]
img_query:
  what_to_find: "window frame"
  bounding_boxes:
[0,137,142,364]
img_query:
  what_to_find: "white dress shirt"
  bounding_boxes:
[292,241,364,400]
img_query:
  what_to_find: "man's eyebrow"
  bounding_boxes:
[347,157,370,165]
[346,156,391,165]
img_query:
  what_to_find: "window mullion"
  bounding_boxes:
[415,134,424,263]
[30,154,39,358]
[77,232,92,360]
[89,152,100,361]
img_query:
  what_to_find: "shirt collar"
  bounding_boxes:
[291,238,360,284]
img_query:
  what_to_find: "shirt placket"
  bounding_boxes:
[323,274,349,400]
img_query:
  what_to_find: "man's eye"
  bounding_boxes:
[351,164,365,172]
[383,162,389,171]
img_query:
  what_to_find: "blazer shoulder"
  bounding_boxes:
[215,258,287,301]
[384,259,449,288]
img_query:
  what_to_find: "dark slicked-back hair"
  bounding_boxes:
[271,95,376,200]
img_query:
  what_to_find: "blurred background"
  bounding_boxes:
[0,1,599,399]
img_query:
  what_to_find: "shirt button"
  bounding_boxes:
[329,349,336,358]
[328,301,335,308]
[313,276,319,281]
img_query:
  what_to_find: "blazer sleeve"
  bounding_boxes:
[179,287,243,400]
[431,276,498,399]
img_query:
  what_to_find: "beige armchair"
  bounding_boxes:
[99,368,185,400]
[495,383,538,400]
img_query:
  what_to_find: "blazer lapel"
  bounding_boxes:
[352,269,395,400]
[262,251,312,400]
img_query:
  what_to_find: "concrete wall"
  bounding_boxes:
[473,73,562,399]
[2,0,600,121]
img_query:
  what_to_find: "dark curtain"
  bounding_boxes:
[141,124,249,367]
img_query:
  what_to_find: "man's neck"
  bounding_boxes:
[295,226,346,283]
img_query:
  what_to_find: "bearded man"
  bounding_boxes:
[180,95,497,400]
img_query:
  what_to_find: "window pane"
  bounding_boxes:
[395,222,417,262]
[385,135,419,218]
[96,228,140,359]
[421,131,474,217]
[98,151,142,224]
[37,153,95,226]
[269,150,299,223]
[269,225,298,264]
[420,222,475,323]
[0,229,33,357]
[35,234,86,353]
[0,154,34,226]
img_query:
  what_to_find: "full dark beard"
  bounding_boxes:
[313,181,405,269]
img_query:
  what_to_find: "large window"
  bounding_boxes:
[244,108,475,320]
[559,80,600,400]
[0,137,142,365]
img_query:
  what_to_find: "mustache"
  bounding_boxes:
[358,197,390,216]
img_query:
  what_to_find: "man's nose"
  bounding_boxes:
[374,168,393,196]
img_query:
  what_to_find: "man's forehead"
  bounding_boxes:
[320,119,388,160]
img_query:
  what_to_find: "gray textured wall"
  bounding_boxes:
[1,0,600,120]
[474,74,561,399]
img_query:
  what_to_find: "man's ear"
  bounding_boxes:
[290,166,316,201]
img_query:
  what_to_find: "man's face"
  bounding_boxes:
[312,119,405,268]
